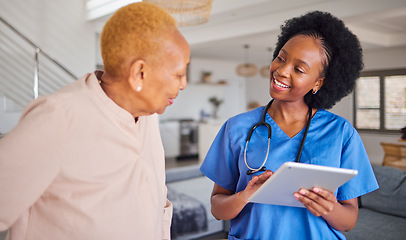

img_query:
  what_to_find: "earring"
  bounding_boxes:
[136,86,142,92]
[312,89,318,94]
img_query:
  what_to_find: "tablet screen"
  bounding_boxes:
[248,162,358,208]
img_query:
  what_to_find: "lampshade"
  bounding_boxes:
[143,0,213,27]
[260,65,270,78]
[236,44,258,77]
[237,64,258,77]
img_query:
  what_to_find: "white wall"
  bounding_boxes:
[0,96,22,134]
[363,46,406,71]
[0,0,97,134]
[160,57,247,121]
[245,75,272,106]
[0,0,96,78]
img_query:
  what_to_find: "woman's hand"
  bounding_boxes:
[294,187,359,231]
[240,170,273,203]
[210,170,273,220]
[293,187,337,216]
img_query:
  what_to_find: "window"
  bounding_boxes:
[354,69,406,132]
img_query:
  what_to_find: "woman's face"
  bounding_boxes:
[269,35,325,103]
[141,30,190,115]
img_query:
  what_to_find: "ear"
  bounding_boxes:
[313,77,325,92]
[128,59,146,92]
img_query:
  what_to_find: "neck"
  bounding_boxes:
[268,99,314,138]
[99,72,143,118]
[269,100,310,122]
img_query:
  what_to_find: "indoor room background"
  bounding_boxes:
[1,0,405,165]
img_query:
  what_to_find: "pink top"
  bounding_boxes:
[0,72,172,239]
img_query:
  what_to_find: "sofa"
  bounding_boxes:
[342,165,406,240]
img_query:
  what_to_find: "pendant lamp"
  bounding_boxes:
[143,0,213,27]
[236,44,258,77]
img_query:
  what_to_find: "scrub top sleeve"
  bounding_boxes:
[200,121,239,192]
[337,129,379,201]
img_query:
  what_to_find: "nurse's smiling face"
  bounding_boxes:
[269,35,325,103]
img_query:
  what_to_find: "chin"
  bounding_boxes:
[269,88,277,99]
[156,107,167,115]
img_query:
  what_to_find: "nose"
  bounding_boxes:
[180,76,187,90]
[276,62,290,78]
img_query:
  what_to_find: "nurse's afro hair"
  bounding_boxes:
[101,2,176,78]
[273,11,364,109]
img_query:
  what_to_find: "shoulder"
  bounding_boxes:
[316,109,349,123]
[316,109,355,133]
[20,74,94,128]
[29,74,89,105]
[315,109,360,146]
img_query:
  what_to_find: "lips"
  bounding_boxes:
[273,77,291,89]
[168,98,174,105]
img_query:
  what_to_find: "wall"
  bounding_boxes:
[245,76,272,107]
[160,57,247,121]
[0,0,97,133]
[0,96,22,134]
[0,0,95,79]
[363,46,406,71]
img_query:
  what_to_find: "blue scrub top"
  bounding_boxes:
[200,106,379,240]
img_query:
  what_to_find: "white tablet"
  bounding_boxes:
[248,162,358,208]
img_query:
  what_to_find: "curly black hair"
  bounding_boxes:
[273,11,364,109]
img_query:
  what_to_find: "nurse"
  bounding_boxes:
[200,11,379,240]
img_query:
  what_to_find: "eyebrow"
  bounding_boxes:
[280,49,311,69]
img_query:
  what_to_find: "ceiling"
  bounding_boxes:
[92,0,406,64]
[177,0,406,64]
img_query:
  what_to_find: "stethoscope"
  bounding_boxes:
[244,99,312,175]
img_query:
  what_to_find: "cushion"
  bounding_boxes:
[342,208,406,240]
[167,187,208,238]
[360,165,406,217]
[0,231,7,240]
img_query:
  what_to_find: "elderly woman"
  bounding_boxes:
[200,11,378,239]
[0,2,189,240]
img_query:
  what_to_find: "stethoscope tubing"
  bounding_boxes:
[244,100,312,175]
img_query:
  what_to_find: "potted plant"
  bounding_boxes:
[209,96,223,119]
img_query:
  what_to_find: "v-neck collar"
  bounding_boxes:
[264,107,318,140]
